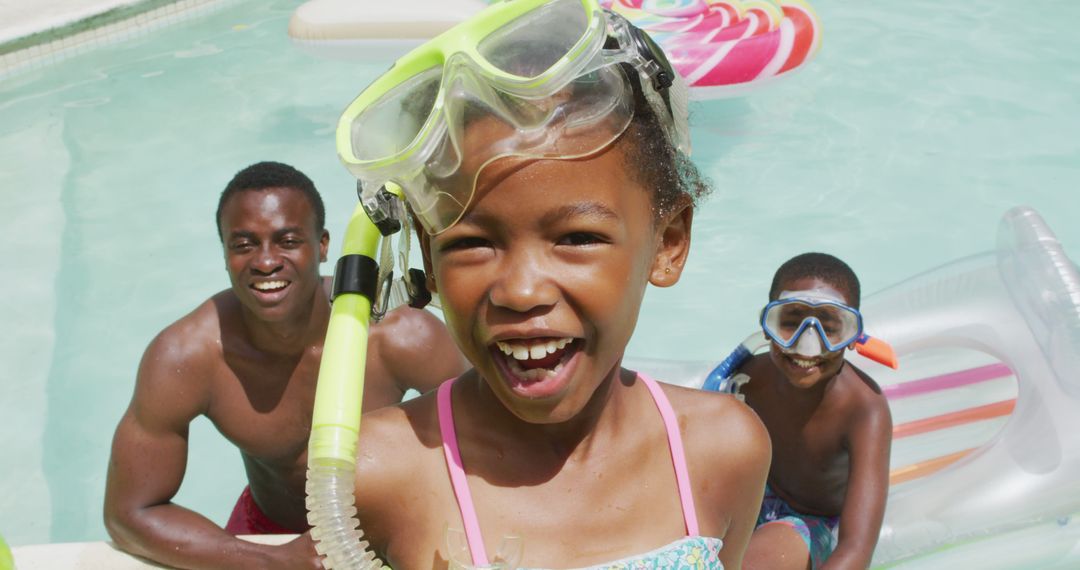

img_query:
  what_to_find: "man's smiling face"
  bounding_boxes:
[219,186,328,323]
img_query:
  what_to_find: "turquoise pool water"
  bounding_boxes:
[1,0,1078,549]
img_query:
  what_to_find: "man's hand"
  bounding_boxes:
[266,533,325,570]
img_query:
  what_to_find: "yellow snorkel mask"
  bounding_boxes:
[336,0,689,235]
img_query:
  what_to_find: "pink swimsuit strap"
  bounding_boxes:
[437,379,488,565]
[437,374,701,566]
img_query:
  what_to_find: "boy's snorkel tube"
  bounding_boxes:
[702,333,769,392]
[305,191,394,570]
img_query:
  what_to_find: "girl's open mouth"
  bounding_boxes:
[492,337,580,398]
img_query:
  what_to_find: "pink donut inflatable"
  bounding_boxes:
[601,0,822,98]
[287,0,821,98]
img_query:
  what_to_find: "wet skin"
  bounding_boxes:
[350,139,771,569]
[104,186,466,570]
[740,276,893,570]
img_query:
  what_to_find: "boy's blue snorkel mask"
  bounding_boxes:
[707,289,898,393]
[335,0,689,235]
[761,289,865,357]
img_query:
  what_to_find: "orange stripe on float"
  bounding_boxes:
[890,448,974,486]
[893,399,1016,439]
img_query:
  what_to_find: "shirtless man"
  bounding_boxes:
[104,161,466,569]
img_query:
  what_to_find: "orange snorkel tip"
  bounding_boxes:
[855,334,899,369]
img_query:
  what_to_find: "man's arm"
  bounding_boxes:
[103,328,321,570]
[370,306,467,396]
[822,394,893,570]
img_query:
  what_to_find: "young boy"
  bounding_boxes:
[733,252,892,570]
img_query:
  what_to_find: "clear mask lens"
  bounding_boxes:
[762,295,863,352]
[392,60,634,234]
[349,65,443,163]
[477,0,592,78]
[339,0,684,235]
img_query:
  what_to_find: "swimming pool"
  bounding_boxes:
[1,0,1078,554]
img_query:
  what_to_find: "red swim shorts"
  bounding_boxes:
[224,486,306,535]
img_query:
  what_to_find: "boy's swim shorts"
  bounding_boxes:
[757,484,840,569]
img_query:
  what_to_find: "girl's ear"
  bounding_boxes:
[649,204,693,288]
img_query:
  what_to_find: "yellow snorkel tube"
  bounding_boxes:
[0,531,14,570]
[305,196,390,569]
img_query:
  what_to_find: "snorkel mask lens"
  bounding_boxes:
[335,0,687,235]
[761,291,864,355]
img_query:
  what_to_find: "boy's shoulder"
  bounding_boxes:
[806,360,892,438]
[836,360,888,403]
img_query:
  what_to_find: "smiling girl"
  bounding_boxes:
[335,0,770,567]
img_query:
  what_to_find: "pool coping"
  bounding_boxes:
[0,0,237,79]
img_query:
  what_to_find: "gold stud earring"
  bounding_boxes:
[664,267,672,274]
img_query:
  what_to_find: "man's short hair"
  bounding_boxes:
[769,252,861,308]
[215,161,326,240]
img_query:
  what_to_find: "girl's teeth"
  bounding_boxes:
[496,338,574,361]
[506,356,565,381]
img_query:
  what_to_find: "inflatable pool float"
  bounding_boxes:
[288,0,489,61]
[865,206,1080,567]
[288,0,821,98]
[601,0,821,97]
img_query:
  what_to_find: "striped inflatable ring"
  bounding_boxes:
[289,0,822,98]
[602,0,822,97]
